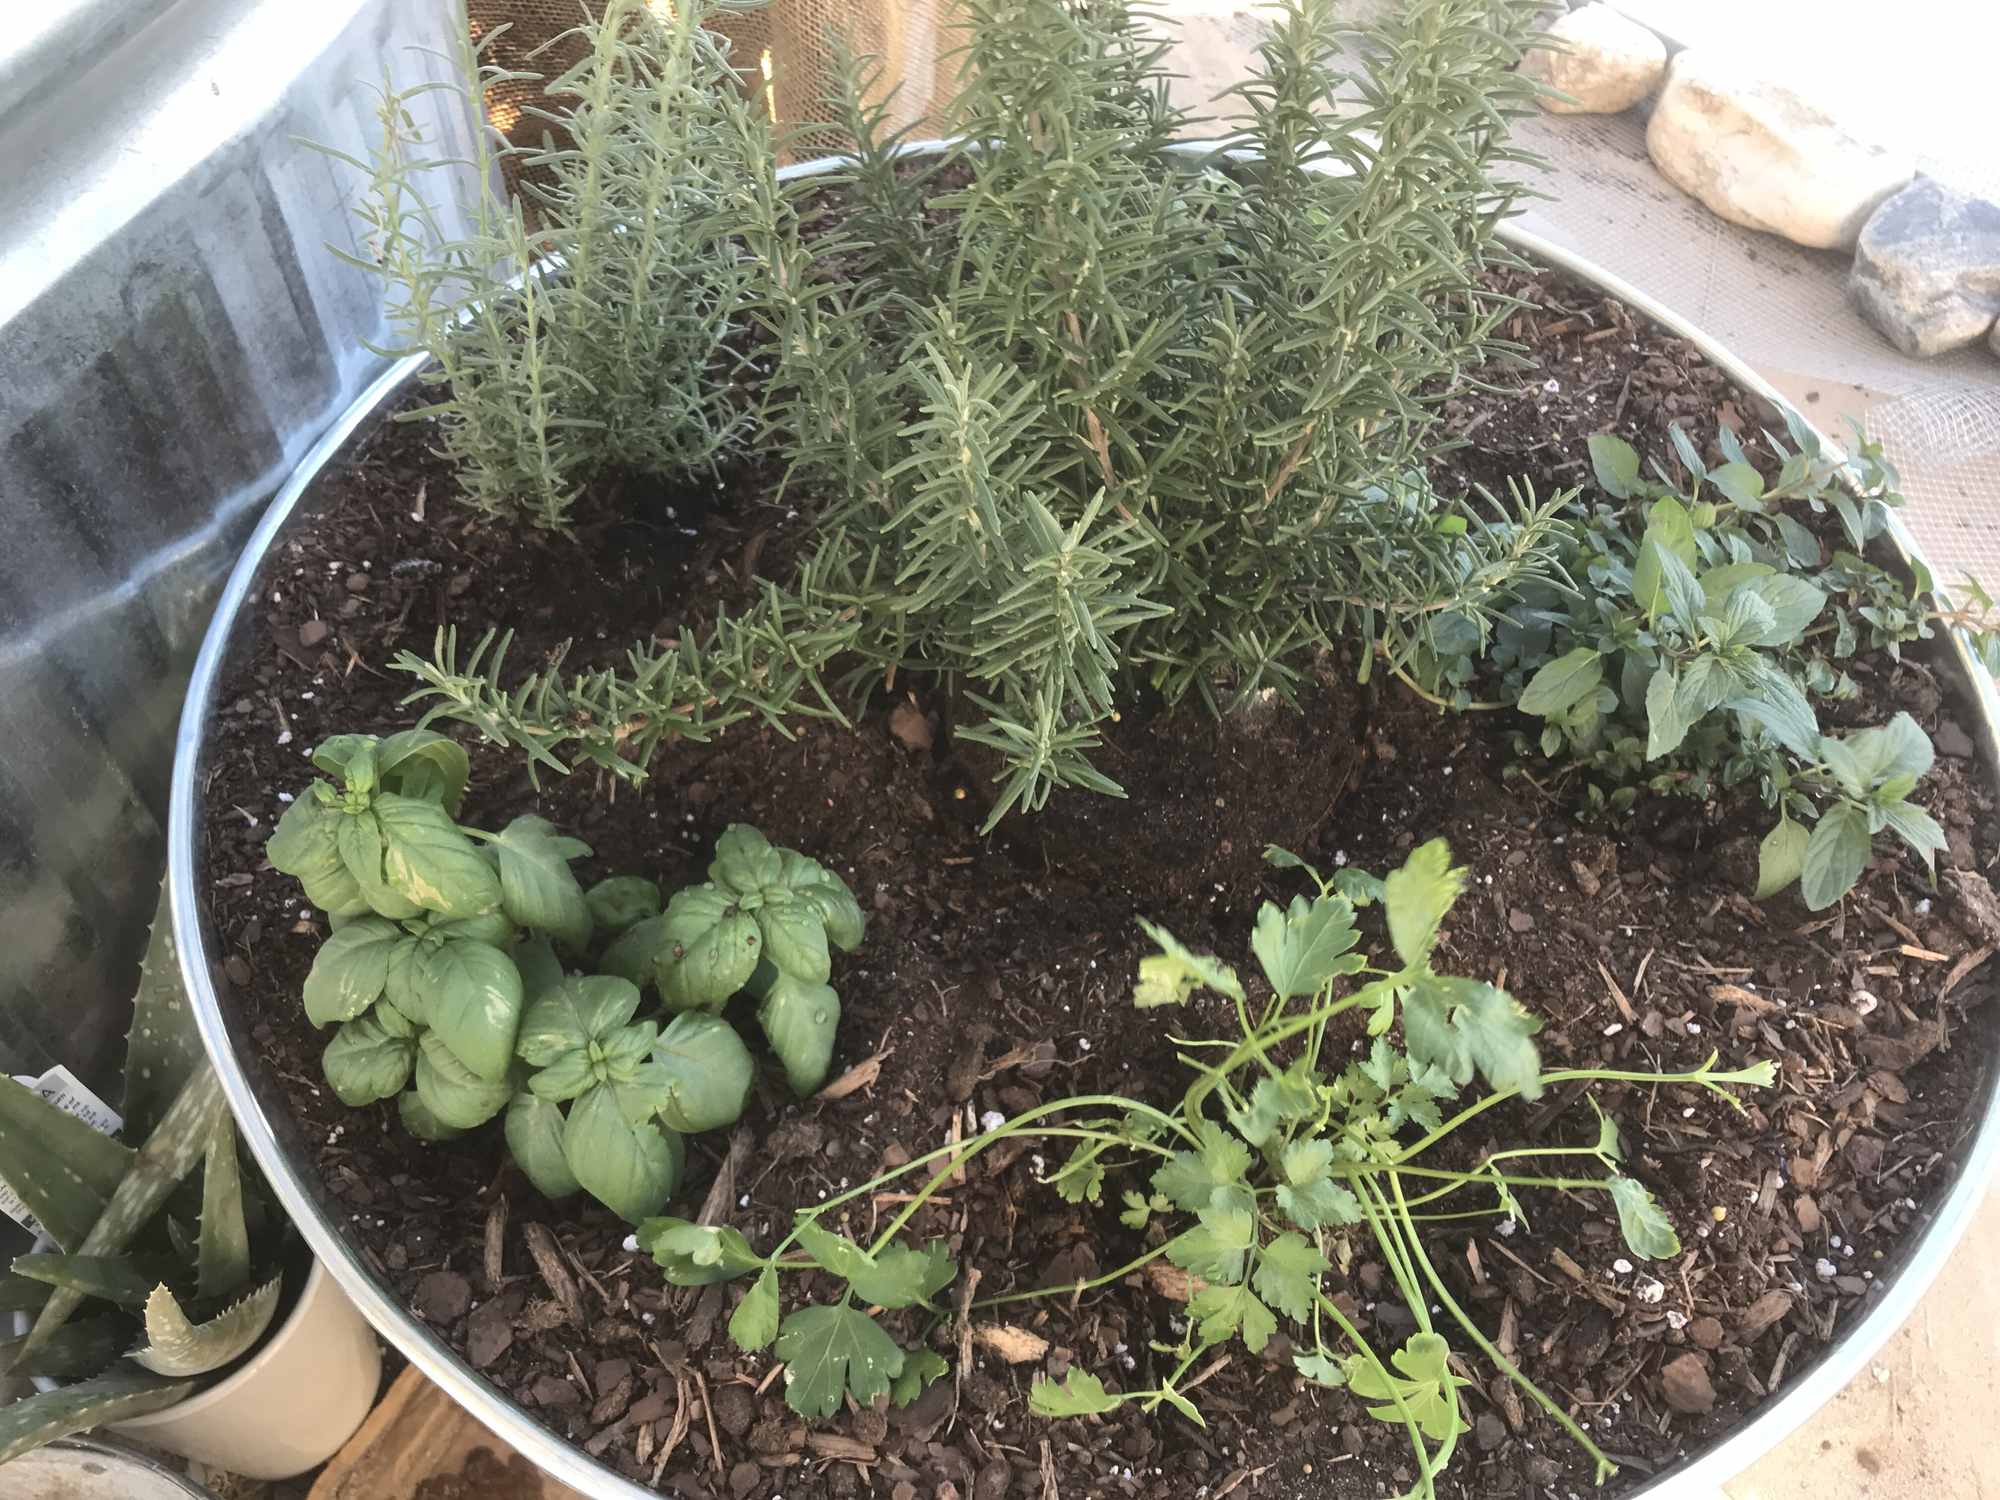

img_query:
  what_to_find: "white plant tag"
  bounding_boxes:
[0,1065,125,1236]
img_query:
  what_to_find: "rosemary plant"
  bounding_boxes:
[325,0,767,529]
[390,0,1573,828]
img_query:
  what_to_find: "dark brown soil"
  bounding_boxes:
[193,264,2000,1500]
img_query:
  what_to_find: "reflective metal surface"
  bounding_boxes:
[170,147,2000,1498]
[0,0,478,1101]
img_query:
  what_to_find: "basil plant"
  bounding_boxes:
[268,736,865,1223]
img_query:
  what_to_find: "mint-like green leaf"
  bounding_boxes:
[1800,803,1871,910]
[730,1268,781,1352]
[1253,1232,1330,1322]
[1735,575,1825,646]
[1607,1175,1680,1259]
[1251,894,1362,1000]
[302,918,400,1026]
[1382,840,1462,970]
[1882,801,1946,873]
[1755,817,1809,900]
[1133,919,1244,1006]
[1587,433,1641,499]
[775,1304,905,1419]
[1706,460,1766,510]
[1517,648,1603,717]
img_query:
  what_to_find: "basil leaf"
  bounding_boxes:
[658,887,761,1010]
[563,1086,682,1224]
[375,729,470,815]
[414,1032,514,1130]
[322,1010,418,1106]
[381,934,429,1025]
[420,939,524,1083]
[517,976,642,1065]
[586,877,663,936]
[374,794,500,918]
[653,1014,755,1133]
[776,851,865,952]
[755,971,840,1097]
[758,892,832,984]
[709,824,783,895]
[302,918,400,1026]
[514,935,565,1006]
[267,796,369,919]
[398,1089,468,1142]
[489,815,593,951]
[335,812,423,920]
[590,919,658,995]
[312,735,379,784]
[504,1093,579,1199]
[527,1051,596,1102]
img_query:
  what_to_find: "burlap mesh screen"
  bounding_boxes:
[466,0,960,172]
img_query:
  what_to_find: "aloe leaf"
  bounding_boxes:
[122,877,207,1140]
[0,1075,134,1252]
[130,1277,283,1378]
[0,1313,132,1380]
[17,1067,226,1366]
[11,1253,174,1308]
[197,1113,251,1302]
[0,1367,194,1465]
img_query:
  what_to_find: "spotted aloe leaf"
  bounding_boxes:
[122,876,207,1140]
[197,1112,251,1302]
[130,1276,283,1378]
[0,1074,134,1252]
[17,1066,226,1367]
[0,1367,194,1466]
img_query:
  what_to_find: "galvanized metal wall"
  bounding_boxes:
[0,0,477,1093]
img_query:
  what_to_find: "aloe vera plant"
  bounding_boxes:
[0,882,292,1467]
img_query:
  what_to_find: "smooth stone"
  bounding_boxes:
[1850,176,2000,356]
[1647,52,1913,249]
[1520,3,1667,115]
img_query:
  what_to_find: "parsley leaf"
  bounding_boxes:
[775,1304,905,1419]
[1252,1231,1330,1321]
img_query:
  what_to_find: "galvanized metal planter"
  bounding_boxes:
[168,152,2000,1498]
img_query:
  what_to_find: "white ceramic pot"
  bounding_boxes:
[15,1256,381,1481]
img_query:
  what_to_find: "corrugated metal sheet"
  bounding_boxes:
[0,0,478,1093]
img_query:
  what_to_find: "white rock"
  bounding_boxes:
[1520,4,1667,115]
[1646,52,1914,250]
[1850,177,2000,356]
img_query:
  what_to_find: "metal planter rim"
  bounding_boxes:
[168,144,2000,1500]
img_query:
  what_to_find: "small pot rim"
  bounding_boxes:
[166,141,2000,1500]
